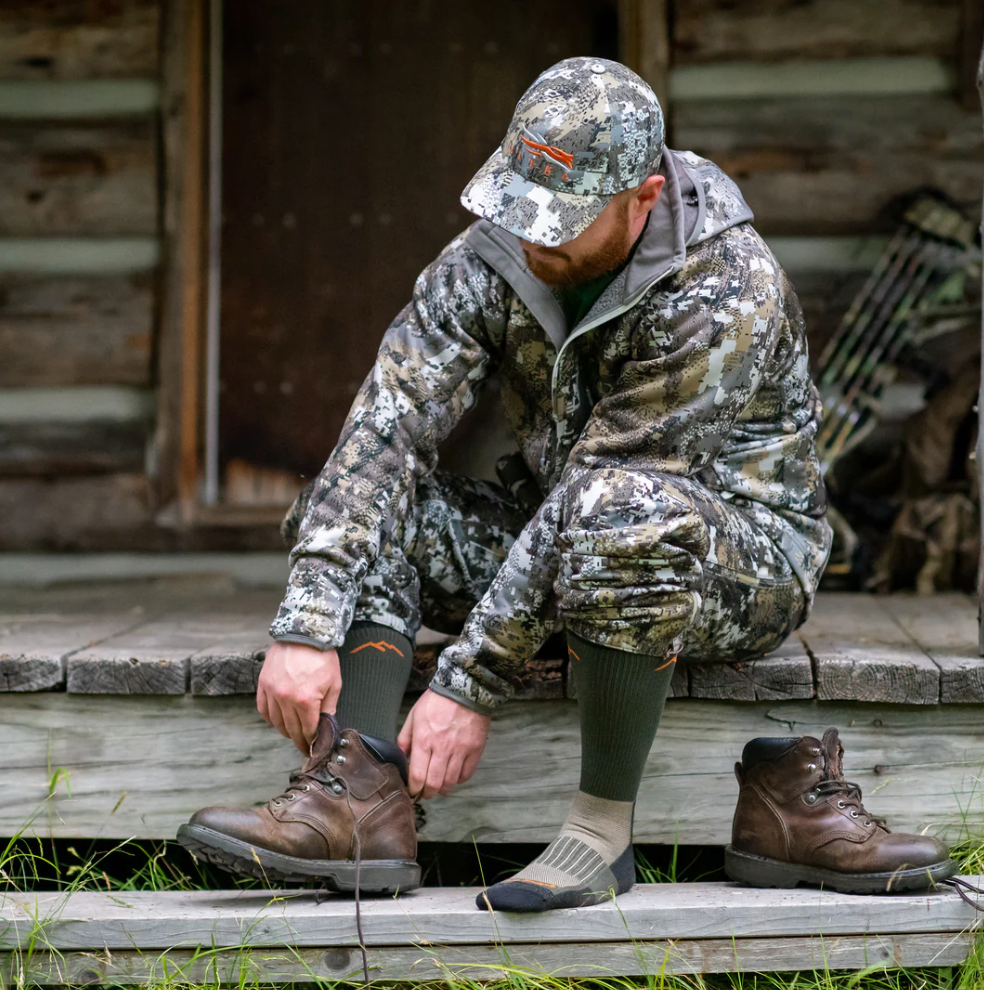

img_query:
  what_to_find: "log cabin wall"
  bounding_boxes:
[662,0,983,354]
[0,0,980,553]
[0,0,164,551]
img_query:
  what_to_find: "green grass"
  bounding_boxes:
[1,800,984,990]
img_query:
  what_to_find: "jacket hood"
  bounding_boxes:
[464,149,754,349]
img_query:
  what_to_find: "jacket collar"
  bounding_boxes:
[464,149,752,351]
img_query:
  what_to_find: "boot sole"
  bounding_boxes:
[725,846,959,894]
[177,824,421,893]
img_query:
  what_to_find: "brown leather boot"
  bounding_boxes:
[725,727,957,894]
[177,714,420,893]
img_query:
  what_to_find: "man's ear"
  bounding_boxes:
[634,174,665,216]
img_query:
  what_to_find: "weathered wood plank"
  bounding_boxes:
[689,638,814,701]
[675,95,984,236]
[0,0,159,81]
[68,597,280,695]
[0,932,972,984]
[0,605,154,691]
[0,473,153,551]
[802,594,941,703]
[1,883,980,951]
[0,121,155,237]
[3,694,983,842]
[880,594,984,703]
[0,420,147,476]
[673,0,961,65]
[0,274,152,386]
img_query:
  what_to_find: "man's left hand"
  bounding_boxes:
[397,689,490,799]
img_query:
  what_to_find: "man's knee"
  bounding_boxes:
[556,468,708,645]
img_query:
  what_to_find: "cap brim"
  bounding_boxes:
[460,148,611,247]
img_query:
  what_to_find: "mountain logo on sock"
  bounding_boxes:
[350,641,406,657]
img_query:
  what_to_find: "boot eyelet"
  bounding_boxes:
[850,810,859,818]
[863,821,872,827]
[805,792,818,805]
[336,754,347,764]
[806,763,817,772]
[332,783,344,794]
[302,784,311,792]
[272,800,282,807]
[339,738,350,748]
[837,800,846,808]
[811,747,821,756]
[286,793,295,800]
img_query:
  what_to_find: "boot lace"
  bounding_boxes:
[813,778,888,831]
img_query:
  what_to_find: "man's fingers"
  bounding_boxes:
[396,710,413,757]
[439,753,464,796]
[298,702,321,751]
[460,749,482,783]
[320,680,340,715]
[266,698,289,740]
[282,706,309,755]
[407,741,432,800]
[423,749,447,800]
[256,683,271,724]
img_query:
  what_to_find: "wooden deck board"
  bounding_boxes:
[66,591,279,696]
[1,882,980,950]
[4,693,984,843]
[880,595,984,703]
[2,933,972,984]
[0,588,979,701]
[802,594,944,704]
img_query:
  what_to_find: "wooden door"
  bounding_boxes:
[219,0,616,484]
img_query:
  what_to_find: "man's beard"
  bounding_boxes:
[523,204,632,289]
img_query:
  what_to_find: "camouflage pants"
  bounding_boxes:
[352,469,806,663]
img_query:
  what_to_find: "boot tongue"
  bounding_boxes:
[302,713,339,771]
[821,727,844,780]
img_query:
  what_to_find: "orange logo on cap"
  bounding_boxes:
[520,135,574,170]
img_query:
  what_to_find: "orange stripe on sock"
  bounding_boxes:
[567,647,580,661]
[504,878,556,888]
[350,641,405,657]
[654,655,678,671]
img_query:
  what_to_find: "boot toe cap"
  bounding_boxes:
[187,805,270,842]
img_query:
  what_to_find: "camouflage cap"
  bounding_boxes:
[461,57,664,247]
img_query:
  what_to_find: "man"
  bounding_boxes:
[180,57,840,908]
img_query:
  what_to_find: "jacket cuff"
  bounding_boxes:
[268,560,355,650]
[427,680,495,716]
[429,655,511,713]
[269,633,334,651]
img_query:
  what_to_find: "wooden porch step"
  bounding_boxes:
[1,583,982,703]
[1,881,981,982]
[2,586,984,843]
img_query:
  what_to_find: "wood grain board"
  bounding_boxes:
[672,0,962,66]
[0,274,152,387]
[0,121,156,237]
[0,0,159,81]
[674,94,984,236]
[1,932,972,984]
[2,589,980,701]
[4,693,984,842]
[2,882,982,948]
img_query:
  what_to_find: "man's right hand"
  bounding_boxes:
[257,641,342,755]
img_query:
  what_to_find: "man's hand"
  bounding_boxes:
[257,641,342,754]
[397,689,490,799]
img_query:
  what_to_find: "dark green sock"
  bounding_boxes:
[568,631,676,802]
[335,622,413,742]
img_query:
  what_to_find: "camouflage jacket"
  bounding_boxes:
[270,149,831,709]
